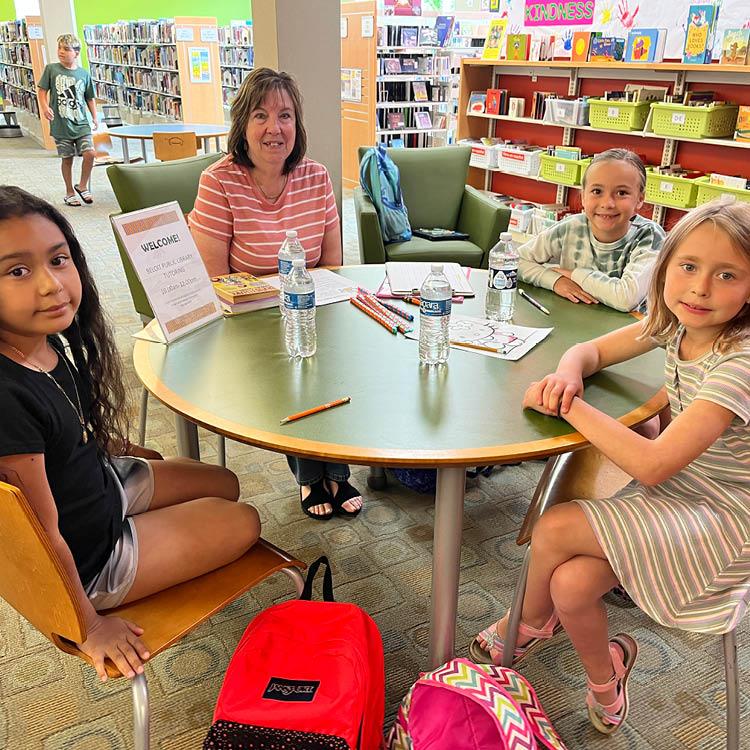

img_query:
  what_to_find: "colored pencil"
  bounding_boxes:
[402,296,421,306]
[518,288,550,315]
[450,340,507,354]
[378,299,414,322]
[350,295,398,334]
[358,292,413,334]
[280,396,351,425]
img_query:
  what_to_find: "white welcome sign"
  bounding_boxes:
[111,202,221,343]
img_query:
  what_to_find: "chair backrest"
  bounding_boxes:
[358,145,470,230]
[0,479,86,647]
[153,131,198,161]
[106,152,223,318]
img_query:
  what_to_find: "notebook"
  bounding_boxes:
[385,261,475,297]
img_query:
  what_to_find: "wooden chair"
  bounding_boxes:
[0,478,305,750]
[152,131,198,161]
[503,447,742,749]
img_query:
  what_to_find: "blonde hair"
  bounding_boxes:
[581,148,646,194]
[641,198,750,353]
[57,34,81,52]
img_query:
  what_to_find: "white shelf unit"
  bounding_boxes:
[219,22,252,115]
[0,20,38,118]
[84,21,182,121]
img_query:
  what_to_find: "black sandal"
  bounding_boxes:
[300,479,334,521]
[327,479,363,518]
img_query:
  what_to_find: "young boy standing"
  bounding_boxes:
[37,34,98,206]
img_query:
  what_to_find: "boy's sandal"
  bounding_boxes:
[469,610,563,667]
[326,479,363,517]
[74,185,93,204]
[63,194,82,207]
[300,479,334,521]
[586,633,638,735]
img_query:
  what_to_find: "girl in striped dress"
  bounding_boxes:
[472,199,750,734]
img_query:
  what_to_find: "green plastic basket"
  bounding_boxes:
[588,99,652,132]
[539,155,592,187]
[645,168,699,209]
[650,103,739,139]
[694,176,750,206]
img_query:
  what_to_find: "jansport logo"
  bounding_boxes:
[263,677,320,702]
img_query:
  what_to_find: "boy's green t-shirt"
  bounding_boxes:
[37,63,94,140]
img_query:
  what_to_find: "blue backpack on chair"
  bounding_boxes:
[359,145,412,244]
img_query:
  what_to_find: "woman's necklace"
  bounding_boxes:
[254,173,288,202]
[4,342,90,443]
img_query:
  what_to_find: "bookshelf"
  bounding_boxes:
[457,59,750,230]
[83,16,223,125]
[0,16,55,149]
[219,22,253,119]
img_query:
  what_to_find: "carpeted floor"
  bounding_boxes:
[0,136,747,750]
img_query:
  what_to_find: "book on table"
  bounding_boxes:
[211,272,277,304]
[385,261,475,297]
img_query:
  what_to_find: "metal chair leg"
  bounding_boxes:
[503,546,531,668]
[217,436,226,468]
[723,629,740,750]
[281,565,305,596]
[138,388,148,446]
[131,672,150,750]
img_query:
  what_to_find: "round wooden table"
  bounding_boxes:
[109,123,229,163]
[134,265,667,666]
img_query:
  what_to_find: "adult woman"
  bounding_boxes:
[190,68,362,521]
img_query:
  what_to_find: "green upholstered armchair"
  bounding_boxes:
[106,152,223,319]
[354,145,510,269]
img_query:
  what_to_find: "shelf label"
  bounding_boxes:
[361,16,374,38]
[607,106,620,118]
[27,24,43,40]
[555,163,566,173]
[671,112,686,125]
[200,27,218,43]
[660,181,674,193]
[341,17,348,38]
[176,27,194,42]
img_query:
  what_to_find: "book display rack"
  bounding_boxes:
[84,16,224,125]
[219,22,253,115]
[457,59,750,234]
[0,17,54,149]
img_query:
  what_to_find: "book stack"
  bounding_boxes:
[531,91,555,120]
[212,272,278,315]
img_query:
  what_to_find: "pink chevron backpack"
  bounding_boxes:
[387,658,568,750]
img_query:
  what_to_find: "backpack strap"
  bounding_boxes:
[480,664,569,750]
[299,555,335,602]
[420,658,536,750]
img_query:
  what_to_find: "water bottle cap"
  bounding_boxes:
[292,258,305,268]
[431,263,443,273]
[500,231,513,241]
[286,230,298,238]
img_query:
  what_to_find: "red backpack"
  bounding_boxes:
[204,556,386,750]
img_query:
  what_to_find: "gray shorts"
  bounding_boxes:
[85,456,154,611]
[55,134,94,158]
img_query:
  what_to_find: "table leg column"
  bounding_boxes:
[121,139,130,164]
[141,139,148,163]
[429,466,466,668]
[175,414,200,460]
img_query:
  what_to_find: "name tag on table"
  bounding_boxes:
[112,202,221,343]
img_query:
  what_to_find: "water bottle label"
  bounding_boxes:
[284,291,315,310]
[278,258,293,275]
[420,298,452,317]
[488,267,517,291]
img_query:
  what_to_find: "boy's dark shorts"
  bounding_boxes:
[54,134,94,158]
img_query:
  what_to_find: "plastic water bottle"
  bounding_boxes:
[485,231,518,323]
[419,263,452,365]
[284,258,316,358]
[277,230,305,315]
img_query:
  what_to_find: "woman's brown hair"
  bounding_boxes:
[640,198,750,354]
[227,67,307,174]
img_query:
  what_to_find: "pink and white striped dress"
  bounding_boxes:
[188,155,339,276]
[576,327,750,635]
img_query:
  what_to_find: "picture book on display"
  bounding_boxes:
[482,19,507,60]
[383,58,402,74]
[418,26,438,46]
[571,31,593,62]
[589,36,625,62]
[412,81,428,101]
[435,16,455,47]
[506,33,530,61]
[401,27,418,47]
[383,0,421,16]
[387,111,405,129]
[414,111,432,129]
[625,28,667,63]
[401,58,418,73]
[736,106,750,141]
[720,29,750,65]
[211,272,277,305]
[468,90,487,114]
[682,3,718,64]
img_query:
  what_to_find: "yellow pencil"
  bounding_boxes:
[450,340,506,354]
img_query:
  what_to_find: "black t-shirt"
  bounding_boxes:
[0,339,124,586]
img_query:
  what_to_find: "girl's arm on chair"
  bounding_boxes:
[0,453,150,681]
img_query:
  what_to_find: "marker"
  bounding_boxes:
[518,288,550,316]
[450,340,507,354]
[280,396,351,425]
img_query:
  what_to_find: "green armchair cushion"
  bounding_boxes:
[384,237,484,267]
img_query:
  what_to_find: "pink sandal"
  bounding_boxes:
[469,610,562,666]
[586,633,638,735]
